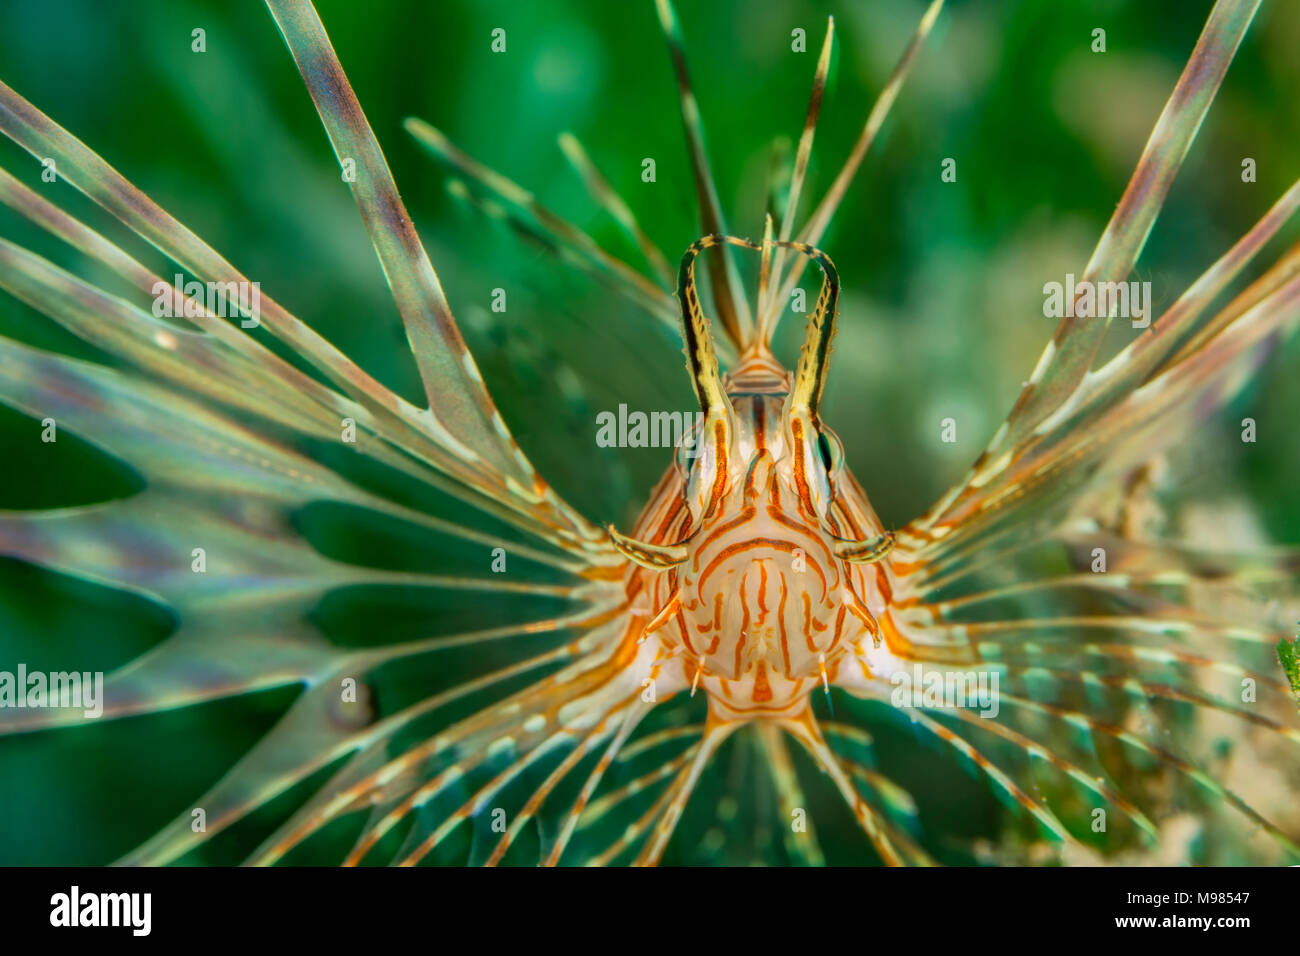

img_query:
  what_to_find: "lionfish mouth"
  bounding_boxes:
[0,0,1297,874]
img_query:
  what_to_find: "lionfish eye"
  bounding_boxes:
[674,436,696,481]
[817,430,843,474]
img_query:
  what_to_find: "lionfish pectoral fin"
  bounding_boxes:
[833,530,895,564]
[608,524,690,570]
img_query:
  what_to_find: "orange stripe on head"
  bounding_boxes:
[777,573,792,674]
[789,417,817,520]
[705,418,729,516]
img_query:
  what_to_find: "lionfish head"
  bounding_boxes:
[608,235,895,716]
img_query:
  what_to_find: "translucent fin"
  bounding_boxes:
[654,0,753,349]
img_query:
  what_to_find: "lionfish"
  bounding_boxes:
[0,0,1297,867]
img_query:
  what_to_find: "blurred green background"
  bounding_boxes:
[0,0,1297,864]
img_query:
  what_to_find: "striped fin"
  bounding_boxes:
[767,0,944,327]
[558,132,676,289]
[926,0,1263,523]
[0,83,609,558]
[654,0,753,349]
[760,16,836,345]
[234,621,633,867]
[405,118,681,334]
[994,0,1262,450]
[265,0,536,486]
